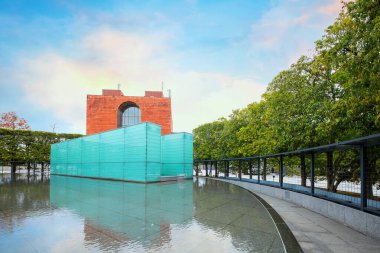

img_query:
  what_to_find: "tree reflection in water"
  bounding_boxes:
[0,174,50,232]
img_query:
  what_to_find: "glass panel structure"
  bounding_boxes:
[51,123,162,182]
[51,123,193,182]
[162,133,194,179]
[122,106,141,127]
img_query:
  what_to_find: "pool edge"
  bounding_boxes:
[203,177,303,253]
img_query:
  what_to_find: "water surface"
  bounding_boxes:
[0,174,284,252]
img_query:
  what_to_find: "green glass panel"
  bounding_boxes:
[147,123,161,162]
[99,128,124,163]
[161,133,193,178]
[81,163,99,178]
[124,162,147,182]
[67,138,82,163]
[146,162,161,182]
[124,124,147,162]
[51,141,67,165]
[50,123,193,182]
[82,135,99,163]
[99,162,124,179]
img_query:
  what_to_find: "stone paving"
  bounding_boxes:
[216,178,380,253]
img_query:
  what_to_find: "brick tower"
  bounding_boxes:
[86,89,172,135]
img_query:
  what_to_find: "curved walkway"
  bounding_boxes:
[210,178,380,253]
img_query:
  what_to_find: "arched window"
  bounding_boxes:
[118,102,141,127]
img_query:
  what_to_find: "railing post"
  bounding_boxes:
[205,162,209,177]
[224,160,226,178]
[257,158,261,183]
[11,161,16,176]
[263,158,267,181]
[226,161,229,178]
[249,160,252,179]
[300,154,306,187]
[215,161,218,178]
[238,160,242,180]
[280,156,283,188]
[311,153,315,196]
[360,146,368,210]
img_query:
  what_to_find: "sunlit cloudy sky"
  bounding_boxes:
[0,0,343,134]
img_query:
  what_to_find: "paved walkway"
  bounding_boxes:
[213,178,380,253]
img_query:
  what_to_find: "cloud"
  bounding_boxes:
[248,0,344,82]
[5,1,344,134]
[14,27,265,133]
[15,28,169,133]
[316,0,343,16]
[168,72,265,131]
[251,0,343,50]
[17,53,93,133]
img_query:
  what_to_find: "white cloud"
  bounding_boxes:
[12,1,345,134]
[168,72,265,131]
[15,27,265,133]
[251,0,343,52]
[248,0,343,82]
[18,53,101,133]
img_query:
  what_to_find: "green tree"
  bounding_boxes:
[0,128,82,164]
[193,0,380,194]
[193,119,227,160]
[315,0,380,139]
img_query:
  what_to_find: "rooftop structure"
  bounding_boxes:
[87,89,172,135]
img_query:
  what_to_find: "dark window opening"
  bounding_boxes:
[118,102,141,127]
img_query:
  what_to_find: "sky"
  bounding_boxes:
[0,0,343,134]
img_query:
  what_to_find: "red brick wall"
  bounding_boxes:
[86,91,172,135]
[145,91,163,98]
[102,89,124,96]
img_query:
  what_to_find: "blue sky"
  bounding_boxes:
[0,0,343,134]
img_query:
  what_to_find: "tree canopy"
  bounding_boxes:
[0,128,82,163]
[193,0,380,194]
[194,0,380,161]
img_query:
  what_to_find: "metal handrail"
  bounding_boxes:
[194,133,380,216]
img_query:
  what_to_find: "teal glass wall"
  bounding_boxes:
[51,123,193,182]
[161,133,193,179]
[51,123,162,182]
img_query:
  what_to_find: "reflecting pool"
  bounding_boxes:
[0,174,285,252]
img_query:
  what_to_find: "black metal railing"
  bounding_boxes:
[194,133,380,216]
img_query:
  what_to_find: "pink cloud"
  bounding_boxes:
[250,0,345,50]
[294,14,311,26]
[316,0,344,16]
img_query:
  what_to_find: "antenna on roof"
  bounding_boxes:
[117,83,121,90]
[161,81,164,92]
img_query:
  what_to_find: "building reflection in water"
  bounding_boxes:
[1,175,285,252]
[50,175,193,251]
